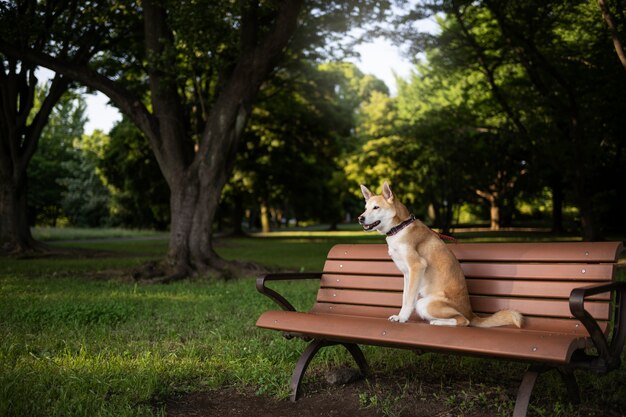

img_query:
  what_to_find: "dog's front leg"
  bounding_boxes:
[389,259,424,323]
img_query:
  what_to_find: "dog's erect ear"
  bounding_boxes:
[382,181,394,202]
[360,184,373,201]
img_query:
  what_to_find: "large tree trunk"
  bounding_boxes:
[155,0,303,276]
[476,189,500,230]
[1,0,304,277]
[0,175,39,252]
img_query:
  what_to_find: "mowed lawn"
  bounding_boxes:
[1,228,625,417]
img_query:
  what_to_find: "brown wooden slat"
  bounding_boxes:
[323,260,400,276]
[311,302,410,320]
[327,242,623,263]
[317,288,401,307]
[470,296,610,320]
[452,242,623,262]
[257,310,589,364]
[321,274,403,291]
[466,279,611,300]
[325,256,616,280]
[461,263,614,281]
[310,302,607,335]
[316,289,610,320]
[321,274,612,300]
[327,244,389,260]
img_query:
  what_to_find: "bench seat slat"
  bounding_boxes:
[256,310,589,364]
[327,242,623,262]
[321,274,610,300]
[316,289,610,320]
[310,303,607,335]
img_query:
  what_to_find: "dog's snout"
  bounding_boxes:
[358,215,365,224]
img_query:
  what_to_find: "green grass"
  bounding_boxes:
[0,275,313,417]
[1,229,625,417]
[32,227,169,242]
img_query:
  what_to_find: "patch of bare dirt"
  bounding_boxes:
[164,376,502,417]
[164,372,625,417]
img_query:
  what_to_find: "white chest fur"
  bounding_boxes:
[387,240,410,275]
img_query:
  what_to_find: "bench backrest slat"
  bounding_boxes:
[321,274,610,300]
[316,288,610,320]
[316,242,623,334]
[327,242,623,262]
[323,262,615,281]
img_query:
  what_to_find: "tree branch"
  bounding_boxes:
[451,2,529,138]
[20,74,69,171]
[598,0,626,71]
[143,0,193,178]
[198,0,305,171]
[0,40,159,146]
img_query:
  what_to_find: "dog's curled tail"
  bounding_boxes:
[470,310,523,328]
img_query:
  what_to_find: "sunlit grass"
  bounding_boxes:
[32,226,168,242]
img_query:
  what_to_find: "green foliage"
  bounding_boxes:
[59,131,111,228]
[99,119,169,230]
[27,90,85,226]
[27,91,111,228]
[227,61,388,229]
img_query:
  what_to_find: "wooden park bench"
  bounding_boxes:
[256,241,625,416]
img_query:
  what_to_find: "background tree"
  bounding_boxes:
[597,0,626,71]
[28,92,111,228]
[1,0,391,277]
[0,0,122,252]
[59,130,111,228]
[229,61,388,233]
[390,0,626,238]
[27,89,81,226]
[100,118,169,230]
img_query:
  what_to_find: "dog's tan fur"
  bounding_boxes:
[358,182,523,328]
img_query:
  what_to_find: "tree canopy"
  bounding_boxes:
[2,0,626,267]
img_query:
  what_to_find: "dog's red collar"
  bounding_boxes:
[386,214,416,236]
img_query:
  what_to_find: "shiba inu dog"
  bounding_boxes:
[358,182,523,328]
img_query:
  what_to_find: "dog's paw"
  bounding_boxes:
[389,315,408,323]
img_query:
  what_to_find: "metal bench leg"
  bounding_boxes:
[342,343,369,376]
[514,365,580,416]
[290,339,327,402]
[290,341,369,402]
[513,366,543,417]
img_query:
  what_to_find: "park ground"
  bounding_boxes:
[1,226,625,417]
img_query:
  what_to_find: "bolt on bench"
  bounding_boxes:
[256,241,624,416]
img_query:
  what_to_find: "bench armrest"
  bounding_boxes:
[570,280,626,370]
[256,272,323,312]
